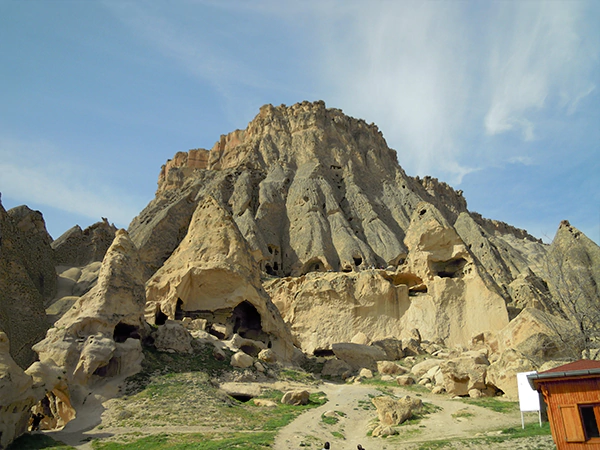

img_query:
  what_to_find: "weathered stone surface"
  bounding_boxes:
[7,205,56,300]
[0,332,36,449]
[411,359,444,378]
[0,202,50,368]
[33,229,147,402]
[154,320,193,353]
[396,375,415,386]
[439,353,489,397]
[372,338,404,361]
[230,351,254,369]
[52,219,117,266]
[497,308,573,363]
[331,343,387,371]
[377,361,407,375]
[359,368,373,379]
[281,390,310,406]
[257,348,277,363]
[372,395,422,426]
[321,359,353,378]
[145,195,296,362]
[486,349,537,399]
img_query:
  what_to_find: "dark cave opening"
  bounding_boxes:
[313,349,335,357]
[113,323,140,343]
[231,301,263,341]
[432,257,467,278]
[155,308,168,326]
[353,256,363,267]
[174,298,184,320]
[230,394,254,403]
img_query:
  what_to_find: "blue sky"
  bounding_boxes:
[1,1,599,245]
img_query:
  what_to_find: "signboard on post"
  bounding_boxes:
[517,371,542,428]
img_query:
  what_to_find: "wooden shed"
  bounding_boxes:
[528,360,600,449]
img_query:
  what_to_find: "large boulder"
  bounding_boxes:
[281,390,310,406]
[371,395,422,426]
[438,352,489,397]
[331,343,387,371]
[486,349,537,399]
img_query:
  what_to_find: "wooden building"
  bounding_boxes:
[528,360,600,449]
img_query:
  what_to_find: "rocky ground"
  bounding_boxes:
[25,367,554,450]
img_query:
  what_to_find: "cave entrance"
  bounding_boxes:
[431,257,467,278]
[230,301,264,341]
[155,308,168,325]
[313,349,335,357]
[113,323,140,343]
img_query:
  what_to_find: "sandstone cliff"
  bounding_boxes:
[129,101,558,355]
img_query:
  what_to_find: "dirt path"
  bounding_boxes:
[43,380,555,449]
[274,382,555,450]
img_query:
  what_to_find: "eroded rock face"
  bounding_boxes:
[33,229,147,421]
[145,196,297,362]
[52,218,117,267]
[0,332,36,449]
[0,202,50,368]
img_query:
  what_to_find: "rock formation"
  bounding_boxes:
[145,195,297,361]
[0,332,36,449]
[32,229,147,427]
[0,202,51,368]
[124,101,600,362]
[52,218,117,267]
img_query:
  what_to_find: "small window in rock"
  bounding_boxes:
[353,256,363,267]
[113,323,140,343]
[265,264,275,276]
[313,349,335,357]
[419,209,427,216]
[273,262,279,271]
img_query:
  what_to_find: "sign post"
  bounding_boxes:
[517,371,542,428]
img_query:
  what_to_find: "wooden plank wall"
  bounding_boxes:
[543,377,600,450]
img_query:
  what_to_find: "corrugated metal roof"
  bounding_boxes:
[540,360,600,374]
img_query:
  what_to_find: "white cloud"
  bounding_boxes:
[484,2,597,138]
[0,138,141,226]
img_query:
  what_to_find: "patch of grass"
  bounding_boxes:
[451,408,474,419]
[7,434,75,450]
[92,432,274,449]
[459,396,519,414]
[331,431,345,440]
[279,368,318,384]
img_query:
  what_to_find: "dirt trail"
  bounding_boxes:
[274,382,555,450]
[43,380,555,449]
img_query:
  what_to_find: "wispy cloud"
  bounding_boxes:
[0,137,141,226]
[307,1,598,184]
[484,2,597,140]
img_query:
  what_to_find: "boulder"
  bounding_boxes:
[411,359,444,378]
[154,321,193,353]
[372,338,404,361]
[321,359,353,378]
[281,390,310,406]
[439,354,489,397]
[258,348,277,364]
[332,343,387,371]
[371,395,422,426]
[377,361,407,375]
[231,351,254,369]
[486,349,537,399]
[351,332,371,345]
[372,425,398,437]
[396,375,415,386]
[359,368,373,379]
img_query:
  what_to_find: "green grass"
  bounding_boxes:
[7,434,75,450]
[412,422,552,449]
[451,408,474,419]
[330,431,345,440]
[459,396,519,414]
[92,432,274,449]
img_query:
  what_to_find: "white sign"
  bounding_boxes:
[517,371,540,412]
[517,371,542,428]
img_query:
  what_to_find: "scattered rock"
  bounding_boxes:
[231,351,254,369]
[281,390,310,406]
